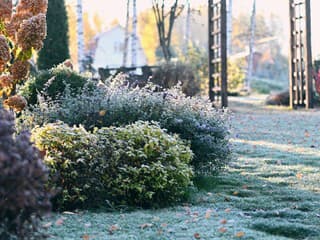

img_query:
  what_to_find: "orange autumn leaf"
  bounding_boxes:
[82,234,90,240]
[99,110,107,116]
[296,173,303,179]
[235,231,245,237]
[205,209,212,219]
[233,191,239,196]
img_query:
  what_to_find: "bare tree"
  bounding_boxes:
[152,0,184,62]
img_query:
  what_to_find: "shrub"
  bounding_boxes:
[32,121,193,209]
[0,108,51,239]
[151,61,200,96]
[20,64,90,105]
[21,78,231,175]
[95,121,193,207]
[31,122,103,210]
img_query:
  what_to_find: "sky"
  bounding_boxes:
[65,0,320,58]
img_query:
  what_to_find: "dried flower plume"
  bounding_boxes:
[17,13,47,51]
[3,94,27,112]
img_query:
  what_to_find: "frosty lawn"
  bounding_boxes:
[45,96,320,240]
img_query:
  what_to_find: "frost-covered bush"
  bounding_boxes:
[32,121,193,209]
[21,77,231,175]
[0,108,51,239]
[20,64,91,105]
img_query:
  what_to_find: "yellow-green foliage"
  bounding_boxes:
[32,121,193,209]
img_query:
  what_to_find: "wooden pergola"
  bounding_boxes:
[208,0,313,109]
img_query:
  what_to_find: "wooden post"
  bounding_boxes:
[304,0,313,109]
[208,0,228,107]
[208,0,215,102]
[288,0,313,109]
[220,0,228,107]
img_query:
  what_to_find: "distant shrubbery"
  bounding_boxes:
[32,121,193,209]
[151,61,200,96]
[21,76,231,175]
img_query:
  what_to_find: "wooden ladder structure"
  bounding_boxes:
[208,0,228,108]
[289,0,313,109]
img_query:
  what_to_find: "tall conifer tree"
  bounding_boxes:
[38,0,70,70]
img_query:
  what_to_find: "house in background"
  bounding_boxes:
[87,25,148,71]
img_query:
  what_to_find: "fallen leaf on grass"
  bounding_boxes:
[43,222,52,228]
[296,173,303,179]
[220,219,227,224]
[205,209,212,219]
[233,191,239,196]
[194,233,201,239]
[140,223,153,229]
[82,234,90,240]
[225,208,231,213]
[218,227,227,233]
[55,218,64,226]
[235,231,245,237]
[108,225,119,235]
[99,110,107,116]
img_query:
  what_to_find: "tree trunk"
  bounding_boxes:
[246,0,256,91]
[122,0,130,67]
[76,0,85,72]
[131,0,137,67]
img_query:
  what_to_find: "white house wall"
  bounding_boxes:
[92,26,148,70]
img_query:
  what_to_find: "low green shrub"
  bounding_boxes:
[32,121,193,209]
[96,121,193,207]
[19,64,89,105]
[21,77,231,175]
[0,108,51,239]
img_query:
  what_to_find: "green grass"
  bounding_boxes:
[44,96,320,240]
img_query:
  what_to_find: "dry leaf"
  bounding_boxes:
[220,219,227,224]
[108,224,119,234]
[304,130,310,138]
[296,173,303,179]
[205,209,212,219]
[43,222,52,228]
[82,234,90,240]
[99,110,107,116]
[55,218,64,226]
[235,231,245,237]
[225,208,231,213]
[194,233,201,239]
[140,223,153,229]
[233,191,239,196]
[218,227,227,233]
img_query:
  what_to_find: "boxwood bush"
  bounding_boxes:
[32,121,193,209]
[22,77,231,175]
[19,64,90,105]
